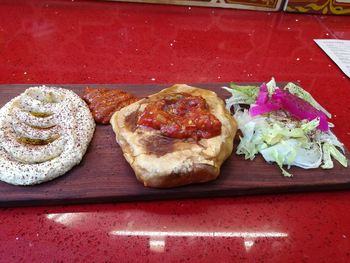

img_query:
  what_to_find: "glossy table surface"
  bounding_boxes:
[1,1,350,262]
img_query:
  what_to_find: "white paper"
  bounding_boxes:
[314,39,350,78]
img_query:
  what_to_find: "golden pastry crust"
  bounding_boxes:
[110,84,237,188]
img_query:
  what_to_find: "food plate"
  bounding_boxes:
[0,84,349,207]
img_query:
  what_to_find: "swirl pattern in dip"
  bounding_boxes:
[0,86,95,185]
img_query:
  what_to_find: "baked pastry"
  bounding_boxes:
[0,86,95,185]
[110,84,237,188]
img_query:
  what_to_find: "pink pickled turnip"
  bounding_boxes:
[250,83,281,117]
[249,103,280,116]
[249,84,329,131]
[272,90,328,131]
[255,83,268,105]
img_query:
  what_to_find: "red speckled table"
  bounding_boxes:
[1,1,350,262]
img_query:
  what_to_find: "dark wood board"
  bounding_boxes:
[0,84,349,207]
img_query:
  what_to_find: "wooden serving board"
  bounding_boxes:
[0,84,349,207]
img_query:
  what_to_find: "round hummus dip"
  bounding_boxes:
[0,86,95,185]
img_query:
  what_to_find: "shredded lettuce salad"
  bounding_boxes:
[223,78,348,177]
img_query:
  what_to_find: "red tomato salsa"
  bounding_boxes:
[137,93,221,140]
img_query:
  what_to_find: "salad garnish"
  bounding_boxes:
[223,78,348,177]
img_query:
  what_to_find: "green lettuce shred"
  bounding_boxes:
[321,142,348,169]
[266,77,277,97]
[222,84,259,106]
[272,148,293,177]
[301,118,320,133]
